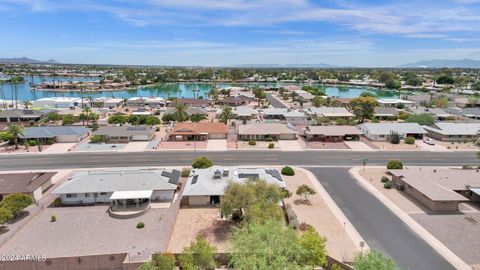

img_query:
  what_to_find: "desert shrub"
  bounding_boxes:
[383,181,393,189]
[248,140,256,146]
[181,167,191,177]
[404,137,415,144]
[53,198,62,207]
[299,222,313,232]
[389,132,400,144]
[28,140,37,146]
[50,215,57,222]
[281,166,295,176]
[387,160,403,169]
[136,222,145,229]
[265,137,273,142]
[192,156,213,168]
[90,135,106,143]
[268,143,275,149]
[381,176,390,183]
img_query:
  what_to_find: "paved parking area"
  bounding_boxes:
[278,140,303,150]
[415,140,450,151]
[157,141,207,150]
[74,141,127,151]
[121,141,150,152]
[207,139,227,151]
[344,141,374,151]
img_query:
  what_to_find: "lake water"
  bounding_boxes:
[0,76,397,101]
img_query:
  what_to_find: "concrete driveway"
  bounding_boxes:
[344,141,374,151]
[42,143,76,154]
[207,139,227,151]
[278,140,303,151]
[415,140,450,152]
[121,141,149,152]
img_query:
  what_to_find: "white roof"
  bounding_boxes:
[306,107,354,117]
[377,99,415,105]
[423,122,480,136]
[358,123,426,135]
[110,190,153,200]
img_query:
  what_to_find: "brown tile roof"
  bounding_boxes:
[171,122,228,135]
[0,172,56,194]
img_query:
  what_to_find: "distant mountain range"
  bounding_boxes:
[398,58,480,68]
[0,57,58,64]
[232,63,338,68]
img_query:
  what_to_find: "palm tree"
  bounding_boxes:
[81,106,91,126]
[219,105,234,124]
[173,103,189,122]
[253,88,266,108]
[22,100,32,109]
[7,124,25,150]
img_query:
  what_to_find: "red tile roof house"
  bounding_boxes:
[0,172,57,202]
[168,122,228,141]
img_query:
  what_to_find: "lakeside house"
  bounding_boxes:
[127,97,167,107]
[0,172,56,202]
[238,123,297,140]
[33,97,83,109]
[93,97,124,108]
[94,125,156,143]
[358,123,426,141]
[164,107,208,117]
[377,98,415,107]
[181,166,286,206]
[217,97,249,106]
[168,122,228,141]
[53,169,180,206]
[21,126,90,143]
[423,122,480,142]
[170,98,212,108]
[389,168,480,212]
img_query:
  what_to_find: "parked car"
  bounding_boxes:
[423,138,435,145]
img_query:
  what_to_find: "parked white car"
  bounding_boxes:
[423,138,435,145]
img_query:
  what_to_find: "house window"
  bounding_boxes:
[66,194,77,198]
[100,192,107,195]
[85,193,90,197]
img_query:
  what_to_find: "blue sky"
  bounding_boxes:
[0,0,480,67]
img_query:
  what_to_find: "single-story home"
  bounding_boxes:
[377,99,415,107]
[238,123,297,140]
[216,106,258,121]
[94,125,156,143]
[445,107,480,120]
[181,166,286,206]
[33,97,82,109]
[0,172,56,202]
[168,122,228,141]
[127,97,167,107]
[171,98,212,108]
[0,109,46,123]
[93,97,124,108]
[262,108,306,124]
[53,169,180,207]
[389,168,480,212]
[217,97,249,106]
[305,107,355,120]
[164,107,208,117]
[21,126,90,143]
[423,122,480,142]
[407,107,453,121]
[358,123,426,141]
[373,107,399,120]
[303,125,363,142]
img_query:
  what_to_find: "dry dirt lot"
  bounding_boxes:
[371,141,422,150]
[167,208,231,253]
[437,141,480,151]
[283,169,358,262]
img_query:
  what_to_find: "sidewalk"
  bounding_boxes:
[349,167,472,270]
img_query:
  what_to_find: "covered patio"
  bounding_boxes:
[109,190,153,212]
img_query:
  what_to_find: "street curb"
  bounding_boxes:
[297,167,369,253]
[349,167,472,270]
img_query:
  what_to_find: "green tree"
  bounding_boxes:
[253,88,267,107]
[405,113,434,126]
[139,252,176,270]
[229,219,309,270]
[350,97,377,123]
[108,115,127,124]
[360,91,376,97]
[179,235,217,270]
[299,227,328,267]
[0,193,33,217]
[436,74,455,85]
[47,112,62,121]
[7,124,24,149]
[190,113,206,122]
[192,156,213,169]
[22,100,32,109]
[385,79,401,89]
[387,160,403,169]
[354,250,396,270]
[62,114,77,125]
[0,207,13,224]
[433,96,449,108]
[219,105,234,124]
[296,184,316,203]
[473,81,480,91]
[145,116,160,126]
[173,103,189,122]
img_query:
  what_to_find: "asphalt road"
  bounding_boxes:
[266,93,288,108]
[307,167,455,270]
[0,150,477,171]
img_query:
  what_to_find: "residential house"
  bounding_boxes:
[168,122,228,141]
[164,107,208,117]
[94,125,156,143]
[0,109,47,123]
[216,106,258,122]
[127,97,167,107]
[389,168,480,212]
[93,97,124,108]
[423,122,480,142]
[358,123,426,141]
[377,98,415,107]
[21,126,90,143]
[373,107,399,120]
[0,172,56,202]
[445,107,480,120]
[171,98,212,108]
[217,97,249,106]
[305,107,355,120]
[407,107,453,121]
[303,125,363,142]
[238,123,297,140]
[53,169,180,207]
[181,166,286,206]
[33,97,82,109]
[262,108,306,125]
